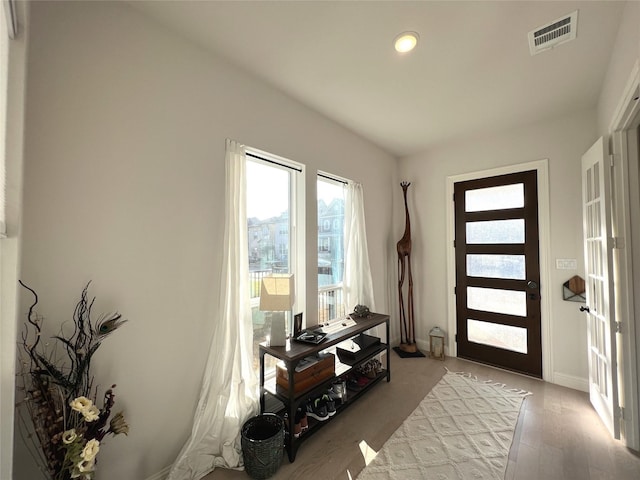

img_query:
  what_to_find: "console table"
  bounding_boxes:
[259,312,390,462]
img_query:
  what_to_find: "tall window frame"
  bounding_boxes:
[317,173,347,323]
[246,147,305,375]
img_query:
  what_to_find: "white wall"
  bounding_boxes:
[14,0,640,477]
[398,109,598,386]
[14,2,395,479]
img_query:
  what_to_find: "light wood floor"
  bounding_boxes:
[204,355,640,480]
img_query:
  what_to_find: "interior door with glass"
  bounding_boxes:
[454,170,542,377]
[581,137,620,439]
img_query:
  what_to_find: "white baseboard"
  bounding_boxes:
[416,338,429,354]
[146,465,171,480]
[553,372,589,392]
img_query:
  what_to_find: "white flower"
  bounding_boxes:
[81,439,100,461]
[83,405,100,422]
[70,396,93,413]
[62,429,77,444]
[109,411,129,435]
[77,457,95,473]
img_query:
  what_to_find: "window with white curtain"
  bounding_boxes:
[246,148,304,374]
[317,174,346,323]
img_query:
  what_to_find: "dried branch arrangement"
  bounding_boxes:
[16,281,129,480]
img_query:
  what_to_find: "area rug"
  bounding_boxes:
[357,369,531,480]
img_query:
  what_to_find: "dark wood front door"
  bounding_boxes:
[454,170,542,377]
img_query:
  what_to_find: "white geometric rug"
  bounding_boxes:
[357,369,531,480]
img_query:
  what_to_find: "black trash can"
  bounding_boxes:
[241,413,284,479]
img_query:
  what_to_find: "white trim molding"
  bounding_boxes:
[445,159,553,381]
[0,1,25,478]
[608,60,639,134]
[608,60,640,451]
[553,372,589,392]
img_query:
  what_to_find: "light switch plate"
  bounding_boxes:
[556,258,577,270]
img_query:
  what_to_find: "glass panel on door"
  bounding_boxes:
[467,319,528,354]
[466,219,525,244]
[465,183,524,212]
[467,286,527,317]
[466,254,526,279]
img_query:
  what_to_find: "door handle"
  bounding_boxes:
[527,281,538,289]
[580,306,590,313]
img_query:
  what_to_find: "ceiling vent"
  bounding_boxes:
[528,10,578,56]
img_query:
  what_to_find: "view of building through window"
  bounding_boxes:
[247,157,294,373]
[317,176,346,323]
[245,160,347,374]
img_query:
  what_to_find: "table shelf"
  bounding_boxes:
[259,313,390,462]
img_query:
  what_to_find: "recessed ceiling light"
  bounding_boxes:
[394,32,419,53]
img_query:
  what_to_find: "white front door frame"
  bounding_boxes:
[445,159,553,382]
[608,60,640,451]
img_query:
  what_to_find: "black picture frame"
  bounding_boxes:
[294,312,303,337]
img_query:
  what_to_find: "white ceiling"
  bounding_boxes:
[129,1,625,158]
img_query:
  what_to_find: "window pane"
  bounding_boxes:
[466,219,524,244]
[465,183,524,212]
[467,254,526,280]
[467,319,528,354]
[247,160,290,274]
[317,176,346,322]
[247,158,294,374]
[467,286,526,317]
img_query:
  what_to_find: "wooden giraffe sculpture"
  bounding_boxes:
[397,181,416,352]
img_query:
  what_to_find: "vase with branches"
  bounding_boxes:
[15,281,129,480]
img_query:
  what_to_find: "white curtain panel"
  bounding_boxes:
[167,139,259,480]
[344,182,380,338]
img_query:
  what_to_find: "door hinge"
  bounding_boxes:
[616,405,625,420]
[615,321,622,333]
[612,236,625,249]
[610,153,622,168]
[455,334,458,342]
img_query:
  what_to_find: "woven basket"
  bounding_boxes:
[241,413,284,479]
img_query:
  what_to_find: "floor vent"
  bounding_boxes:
[528,10,578,56]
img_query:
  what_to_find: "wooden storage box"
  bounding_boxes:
[276,353,335,396]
